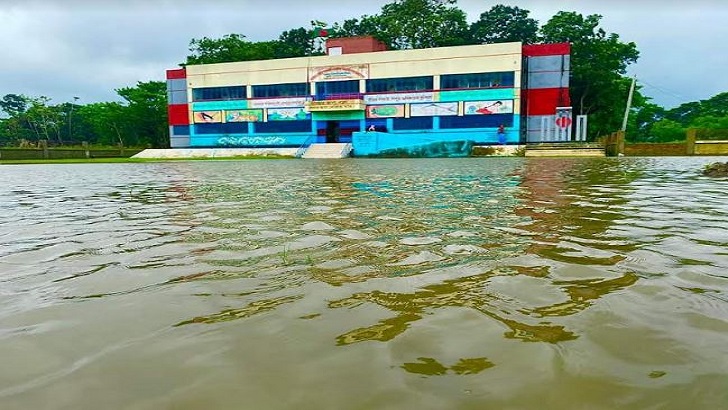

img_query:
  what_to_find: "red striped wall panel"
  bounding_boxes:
[166,68,186,80]
[522,88,571,116]
[168,104,189,126]
[522,43,570,57]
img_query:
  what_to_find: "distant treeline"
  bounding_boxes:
[1,0,726,147]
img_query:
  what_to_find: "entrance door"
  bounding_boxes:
[325,121,340,143]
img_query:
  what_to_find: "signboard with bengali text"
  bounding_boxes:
[306,99,365,112]
[364,92,435,105]
[308,64,369,82]
[248,97,308,109]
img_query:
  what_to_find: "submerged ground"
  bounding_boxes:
[1,157,727,409]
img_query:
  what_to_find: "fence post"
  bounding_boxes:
[686,128,697,155]
[617,130,626,156]
[82,141,90,159]
[40,139,49,159]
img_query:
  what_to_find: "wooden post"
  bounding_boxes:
[686,128,697,155]
[40,139,49,159]
[82,141,90,158]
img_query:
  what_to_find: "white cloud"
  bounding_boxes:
[0,0,726,107]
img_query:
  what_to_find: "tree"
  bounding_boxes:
[116,81,168,148]
[664,91,728,126]
[186,34,280,65]
[375,0,470,49]
[0,94,29,117]
[625,94,666,142]
[470,5,539,45]
[540,12,639,138]
[76,102,128,146]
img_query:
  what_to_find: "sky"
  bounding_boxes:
[1,0,726,109]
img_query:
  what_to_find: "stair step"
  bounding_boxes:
[301,143,352,159]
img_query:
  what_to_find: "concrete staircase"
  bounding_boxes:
[301,143,353,159]
[525,142,605,157]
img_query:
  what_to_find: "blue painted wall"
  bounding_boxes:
[189,133,314,148]
[352,115,521,156]
[439,88,515,102]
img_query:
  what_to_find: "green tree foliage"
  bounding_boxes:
[0,82,168,148]
[540,12,639,138]
[470,5,539,45]
[186,34,281,65]
[377,0,469,49]
[116,81,169,148]
[664,92,728,126]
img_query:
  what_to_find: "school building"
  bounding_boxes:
[166,37,571,156]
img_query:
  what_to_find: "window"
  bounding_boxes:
[315,80,360,99]
[366,76,433,93]
[440,72,515,89]
[252,83,308,98]
[254,120,312,133]
[439,114,513,129]
[192,86,246,102]
[194,123,248,134]
[392,117,434,130]
[172,125,190,136]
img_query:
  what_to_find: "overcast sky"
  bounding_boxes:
[1,0,726,109]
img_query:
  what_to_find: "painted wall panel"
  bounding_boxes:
[523,43,570,57]
[522,88,570,115]
[527,55,570,72]
[168,104,189,126]
[167,90,188,105]
[166,79,187,92]
[170,136,191,148]
[166,68,186,79]
[352,123,521,156]
[312,111,365,121]
[191,100,248,111]
[439,88,515,102]
[189,134,313,147]
[527,71,569,89]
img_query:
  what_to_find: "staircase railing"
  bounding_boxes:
[295,135,317,158]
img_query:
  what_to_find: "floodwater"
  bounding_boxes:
[1,157,727,409]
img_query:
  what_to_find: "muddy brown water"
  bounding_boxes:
[1,157,727,409]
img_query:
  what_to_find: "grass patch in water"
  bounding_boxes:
[0,155,295,165]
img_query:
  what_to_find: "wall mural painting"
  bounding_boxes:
[267,108,311,121]
[366,104,405,118]
[464,100,514,115]
[225,109,264,122]
[193,111,222,123]
[217,136,286,146]
[409,102,459,117]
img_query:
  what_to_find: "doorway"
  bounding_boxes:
[325,121,340,143]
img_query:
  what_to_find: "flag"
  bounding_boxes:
[313,27,333,38]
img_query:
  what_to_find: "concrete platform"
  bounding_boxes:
[132,148,299,159]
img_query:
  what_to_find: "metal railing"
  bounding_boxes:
[295,135,317,158]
